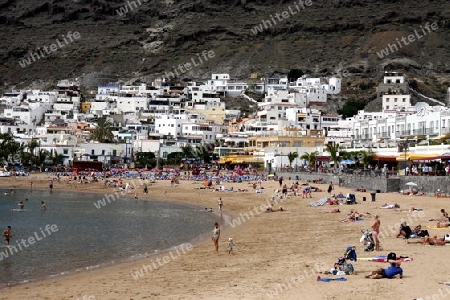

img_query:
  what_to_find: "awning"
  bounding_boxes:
[373,155,397,162]
[315,156,330,162]
[396,154,440,162]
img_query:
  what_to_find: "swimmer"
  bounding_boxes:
[40,201,47,211]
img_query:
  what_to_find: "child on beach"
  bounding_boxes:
[228,238,235,254]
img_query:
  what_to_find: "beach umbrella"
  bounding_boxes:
[341,159,356,164]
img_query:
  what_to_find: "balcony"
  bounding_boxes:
[412,128,439,136]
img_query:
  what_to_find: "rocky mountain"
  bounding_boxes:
[0,0,449,104]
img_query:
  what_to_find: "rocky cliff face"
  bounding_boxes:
[0,0,449,96]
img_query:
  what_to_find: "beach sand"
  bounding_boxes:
[1,174,449,300]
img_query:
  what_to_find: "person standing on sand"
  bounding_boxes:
[371,215,381,251]
[212,222,220,252]
[49,180,53,193]
[218,198,223,212]
[327,182,333,193]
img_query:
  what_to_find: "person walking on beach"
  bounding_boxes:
[371,215,381,251]
[327,182,333,194]
[227,238,235,255]
[3,226,11,245]
[49,180,53,193]
[212,222,220,252]
[218,198,223,212]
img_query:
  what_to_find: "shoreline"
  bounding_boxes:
[1,173,450,299]
[0,175,234,289]
[0,179,232,290]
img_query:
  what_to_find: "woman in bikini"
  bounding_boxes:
[212,222,220,252]
[371,215,381,251]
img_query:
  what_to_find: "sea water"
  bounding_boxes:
[0,188,220,285]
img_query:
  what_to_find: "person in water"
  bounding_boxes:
[18,201,24,210]
[40,201,47,211]
[3,226,11,245]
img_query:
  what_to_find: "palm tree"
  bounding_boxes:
[27,139,39,156]
[49,150,65,166]
[287,152,298,167]
[36,149,50,171]
[90,118,114,143]
[300,151,318,168]
[325,142,340,168]
[357,150,374,169]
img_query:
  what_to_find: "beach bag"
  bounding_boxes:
[344,246,357,261]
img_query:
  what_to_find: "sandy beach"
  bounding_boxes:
[0,173,449,300]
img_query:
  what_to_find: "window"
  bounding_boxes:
[91,149,95,155]
[386,105,389,109]
[63,149,68,155]
[402,98,406,102]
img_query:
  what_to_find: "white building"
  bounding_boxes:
[3,105,46,126]
[26,90,57,103]
[0,90,25,106]
[382,94,411,111]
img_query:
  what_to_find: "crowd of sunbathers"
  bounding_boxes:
[397,209,450,245]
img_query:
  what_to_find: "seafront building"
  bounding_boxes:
[0,71,449,172]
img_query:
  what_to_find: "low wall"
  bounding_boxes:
[276,172,449,194]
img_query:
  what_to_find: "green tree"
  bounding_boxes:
[287,152,298,167]
[181,145,194,159]
[287,69,304,82]
[90,118,114,143]
[325,142,340,168]
[357,150,374,169]
[49,150,65,166]
[300,151,318,168]
[166,152,184,165]
[337,99,368,119]
[135,152,155,168]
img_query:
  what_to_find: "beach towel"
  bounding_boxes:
[425,226,449,229]
[310,197,328,207]
[359,256,413,262]
[317,277,347,282]
[341,218,365,223]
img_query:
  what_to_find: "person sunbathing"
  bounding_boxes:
[396,222,412,239]
[320,208,340,213]
[395,207,423,212]
[341,210,361,222]
[380,203,400,209]
[430,209,450,227]
[407,236,447,246]
[409,225,429,238]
